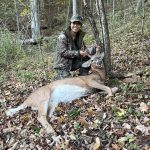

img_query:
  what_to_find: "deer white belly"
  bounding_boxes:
[51,84,88,103]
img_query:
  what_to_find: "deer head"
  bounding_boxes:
[82,52,105,69]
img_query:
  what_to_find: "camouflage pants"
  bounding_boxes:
[56,70,71,79]
[55,57,91,79]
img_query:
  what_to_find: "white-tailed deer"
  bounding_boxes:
[5,52,118,134]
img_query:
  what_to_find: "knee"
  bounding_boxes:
[55,69,71,79]
[79,67,90,75]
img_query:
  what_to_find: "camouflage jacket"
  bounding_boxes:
[54,28,96,71]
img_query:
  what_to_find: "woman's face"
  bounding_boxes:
[70,21,81,33]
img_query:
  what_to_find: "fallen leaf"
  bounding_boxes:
[114,129,125,137]
[92,137,101,150]
[118,137,128,145]
[87,107,95,115]
[143,116,150,123]
[69,134,76,140]
[111,143,120,150]
[139,102,148,113]
[103,113,107,119]
[81,128,88,134]
[122,123,131,130]
[57,116,64,124]
[79,118,89,128]
[135,125,150,135]
[4,90,11,96]
[117,108,126,117]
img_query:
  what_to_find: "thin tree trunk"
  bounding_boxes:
[80,1,83,16]
[97,0,111,75]
[14,0,20,33]
[123,0,126,23]
[4,0,7,27]
[73,0,77,15]
[141,0,145,48]
[112,0,115,20]
[82,0,102,47]
[136,0,142,13]
[31,0,40,42]
[78,0,82,16]
[66,0,71,27]
[90,0,93,15]
[38,43,48,80]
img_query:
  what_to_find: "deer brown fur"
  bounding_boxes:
[5,52,118,134]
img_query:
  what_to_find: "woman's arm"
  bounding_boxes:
[57,33,80,58]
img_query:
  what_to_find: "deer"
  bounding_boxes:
[5,52,118,134]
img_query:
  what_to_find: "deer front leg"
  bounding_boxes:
[37,101,56,134]
[88,81,113,98]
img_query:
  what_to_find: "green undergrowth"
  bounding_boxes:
[0,29,56,84]
[109,7,150,46]
[0,6,150,85]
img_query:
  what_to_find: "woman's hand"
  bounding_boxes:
[95,45,100,53]
[80,50,88,57]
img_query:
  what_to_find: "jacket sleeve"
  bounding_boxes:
[57,33,80,58]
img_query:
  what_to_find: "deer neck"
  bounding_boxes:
[91,68,106,81]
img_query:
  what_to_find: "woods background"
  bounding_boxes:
[0,0,150,150]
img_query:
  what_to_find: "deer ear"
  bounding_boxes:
[100,52,105,59]
[82,60,91,68]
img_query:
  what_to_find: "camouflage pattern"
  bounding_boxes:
[70,15,83,24]
[55,70,71,79]
[54,27,96,78]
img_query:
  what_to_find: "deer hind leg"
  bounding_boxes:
[37,100,55,134]
[5,103,27,116]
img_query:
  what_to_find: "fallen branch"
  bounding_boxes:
[109,69,147,79]
[20,38,37,45]
[8,141,19,150]
[3,127,21,133]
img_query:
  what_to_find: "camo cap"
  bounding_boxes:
[70,15,83,25]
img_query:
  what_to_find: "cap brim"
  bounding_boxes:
[70,20,82,24]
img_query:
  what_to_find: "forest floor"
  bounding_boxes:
[0,13,150,150]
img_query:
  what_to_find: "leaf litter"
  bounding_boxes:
[0,35,150,150]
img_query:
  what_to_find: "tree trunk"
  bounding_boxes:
[136,0,142,13]
[14,0,20,33]
[73,0,77,15]
[78,0,82,16]
[97,0,111,75]
[123,0,126,23]
[30,0,40,42]
[112,0,115,20]
[141,0,145,48]
[82,0,102,47]
[66,0,72,27]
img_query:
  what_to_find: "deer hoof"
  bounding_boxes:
[106,96,112,105]
[105,94,113,99]
[111,87,119,94]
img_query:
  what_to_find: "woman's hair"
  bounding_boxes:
[68,21,82,30]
